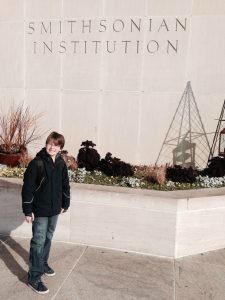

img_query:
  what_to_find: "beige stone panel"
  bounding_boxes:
[138,92,181,164]
[102,19,144,91]
[25,53,61,88]
[70,199,176,257]
[25,22,61,89]
[0,89,25,105]
[63,0,103,18]
[103,48,142,91]
[0,179,25,237]
[104,0,146,16]
[62,23,102,90]
[73,183,181,212]
[147,0,192,16]
[142,17,189,93]
[99,91,140,164]
[176,209,225,257]
[0,0,24,21]
[187,16,225,94]
[24,89,61,155]
[186,196,225,211]
[62,50,101,90]
[61,91,99,156]
[25,0,62,19]
[193,0,225,15]
[0,22,24,88]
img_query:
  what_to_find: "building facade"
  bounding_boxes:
[1,0,225,166]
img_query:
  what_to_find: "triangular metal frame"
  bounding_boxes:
[208,100,225,162]
[156,81,210,168]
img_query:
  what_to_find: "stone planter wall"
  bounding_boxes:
[1,177,225,258]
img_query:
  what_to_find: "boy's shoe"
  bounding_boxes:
[28,280,49,294]
[44,264,56,276]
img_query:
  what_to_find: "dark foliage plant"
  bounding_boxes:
[77,140,100,171]
[166,165,200,183]
[99,152,134,177]
[200,156,225,177]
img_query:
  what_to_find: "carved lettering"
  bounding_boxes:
[147,40,159,53]
[158,19,169,32]
[131,19,141,32]
[99,20,107,32]
[92,41,101,53]
[82,20,91,33]
[33,41,37,54]
[167,40,178,53]
[41,22,52,34]
[68,21,76,33]
[113,19,125,32]
[175,18,187,31]
[107,41,116,53]
[28,22,35,34]
[43,41,53,53]
[59,41,66,53]
[122,41,131,53]
[26,17,188,55]
[71,41,79,53]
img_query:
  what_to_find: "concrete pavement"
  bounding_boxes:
[1,235,225,299]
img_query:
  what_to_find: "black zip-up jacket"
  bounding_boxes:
[22,148,70,217]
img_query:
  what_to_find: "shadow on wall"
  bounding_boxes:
[0,179,28,284]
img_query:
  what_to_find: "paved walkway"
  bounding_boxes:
[1,235,225,300]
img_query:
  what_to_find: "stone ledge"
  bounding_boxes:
[1,177,225,258]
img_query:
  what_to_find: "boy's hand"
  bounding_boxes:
[25,213,34,223]
[60,208,67,214]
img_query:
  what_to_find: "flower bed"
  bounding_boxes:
[1,164,225,190]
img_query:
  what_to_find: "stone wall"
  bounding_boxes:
[1,0,225,165]
[2,177,225,258]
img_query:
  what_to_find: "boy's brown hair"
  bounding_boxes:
[46,131,65,149]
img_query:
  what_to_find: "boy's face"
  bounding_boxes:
[46,140,61,158]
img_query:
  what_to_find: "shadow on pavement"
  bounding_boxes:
[0,179,29,284]
[0,236,28,283]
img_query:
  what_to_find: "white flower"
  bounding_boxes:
[196,175,225,188]
[0,164,7,170]
[120,177,141,188]
[94,170,102,176]
[68,168,89,183]
[166,180,175,187]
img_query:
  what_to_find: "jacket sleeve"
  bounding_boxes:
[21,160,38,216]
[62,164,70,210]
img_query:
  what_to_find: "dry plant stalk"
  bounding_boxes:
[61,150,78,171]
[0,103,44,153]
[18,146,33,167]
[135,164,166,185]
[145,165,166,185]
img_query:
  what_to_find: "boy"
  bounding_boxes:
[22,131,70,294]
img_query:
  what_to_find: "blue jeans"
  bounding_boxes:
[28,215,58,283]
